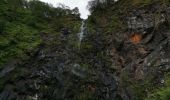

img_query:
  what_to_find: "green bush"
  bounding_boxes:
[0,0,81,67]
[145,75,170,100]
[0,23,41,66]
[0,20,6,33]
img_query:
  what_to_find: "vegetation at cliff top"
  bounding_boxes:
[0,0,81,67]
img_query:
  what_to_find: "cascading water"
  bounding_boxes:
[78,20,85,47]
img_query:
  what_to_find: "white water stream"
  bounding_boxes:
[78,20,85,47]
[79,21,85,42]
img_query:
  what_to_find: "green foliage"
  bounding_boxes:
[88,0,115,13]
[120,73,170,100]
[131,0,170,5]
[0,0,81,66]
[0,23,41,66]
[131,0,153,4]
[145,74,170,100]
[0,20,6,33]
[75,90,94,100]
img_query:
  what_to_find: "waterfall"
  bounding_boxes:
[78,20,85,46]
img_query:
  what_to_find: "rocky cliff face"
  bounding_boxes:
[0,1,170,100]
[117,3,170,100]
[86,1,170,100]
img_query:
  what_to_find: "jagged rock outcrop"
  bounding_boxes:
[110,3,170,100]
[86,1,170,100]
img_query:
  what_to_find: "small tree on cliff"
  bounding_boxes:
[72,7,80,16]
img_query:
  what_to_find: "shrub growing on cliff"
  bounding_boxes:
[0,20,6,34]
[0,0,81,66]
